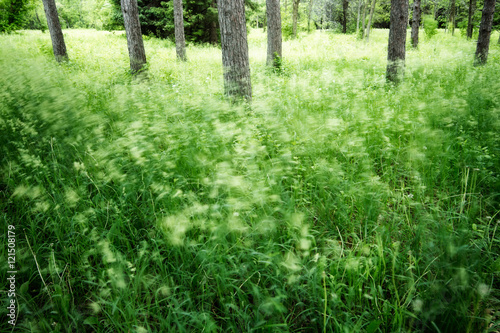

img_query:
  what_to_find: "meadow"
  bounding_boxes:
[0,27,499,332]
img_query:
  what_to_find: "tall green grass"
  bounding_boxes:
[1,28,499,332]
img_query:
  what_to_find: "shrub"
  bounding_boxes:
[423,15,438,39]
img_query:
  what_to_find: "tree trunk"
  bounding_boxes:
[342,0,349,33]
[217,0,252,101]
[449,0,455,35]
[292,0,300,38]
[267,0,283,67]
[35,11,45,32]
[474,0,496,66]
[308,0,314,31]
[356,0,362,34]
[466,0,476,39]
[361,0,367,38]
[210,0,218,45]
[121,0,147,74]
[42,0,68,62]
[411,0,421,47]
[386,0,409,84]
[365,0,376,41]
[173,0,187,61]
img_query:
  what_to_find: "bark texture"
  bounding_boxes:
[386,0,409,84]
[173,0,187,61]
[42,0,68,62]
[121,0,147,73]
[365,0,376,41]
[474,0,496,66]
[466,0,476,39]
[342,0,349,33]
[411,0,421,48]
[292,0,300,38]
[266,0,283,67]
[217,0,252,101]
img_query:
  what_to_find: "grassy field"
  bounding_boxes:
[1,28,499,332]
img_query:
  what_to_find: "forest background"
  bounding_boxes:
[2,0,500,41]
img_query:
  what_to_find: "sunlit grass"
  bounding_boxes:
[1,28,499,332]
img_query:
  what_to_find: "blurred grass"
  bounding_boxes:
[0,28,499,332]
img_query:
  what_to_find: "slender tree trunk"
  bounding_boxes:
[42,0,68,62]
[365,0,376,41]
[356,0,362,34]
[35,11,45,32]
[121,0,147,74]
[361,0,367,38]
[210,0,218,45]
[217,0,252,101]
[308,0,314,31]
[292,0,300,38]
[474,0,496,66]
[342,0,348,33]
[411,0,421,47]
[449,0,456,35]
[466,0,476,39]
[267,0,283,67]
[386,0,409,83]
[78,0,83,27]
[173,0,187,61]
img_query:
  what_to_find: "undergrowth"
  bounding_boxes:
[0,29,499,332]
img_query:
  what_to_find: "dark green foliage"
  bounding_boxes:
[108,0,258,43]
[0,0,30,32]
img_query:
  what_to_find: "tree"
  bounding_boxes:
[210,0,218,45]
[173,0,187,61]
[474,0,496,66]
[217,0,252,100]
[267,0,282,68]
[466,0,476,39]
[365,0,376,41]
[41,0,68,62]
[292,0,300,38]
[307,0,314,31]
[342,0,349,33]
[386,0,409,83]
[411,0,421,47]
[121,0,147,73]
[361,0,367,37]
[449,0,455,35]
[356,0,363,34]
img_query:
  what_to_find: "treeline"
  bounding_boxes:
[306,0,500,33]
[0,0,114,32]
[2,0,499,41]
